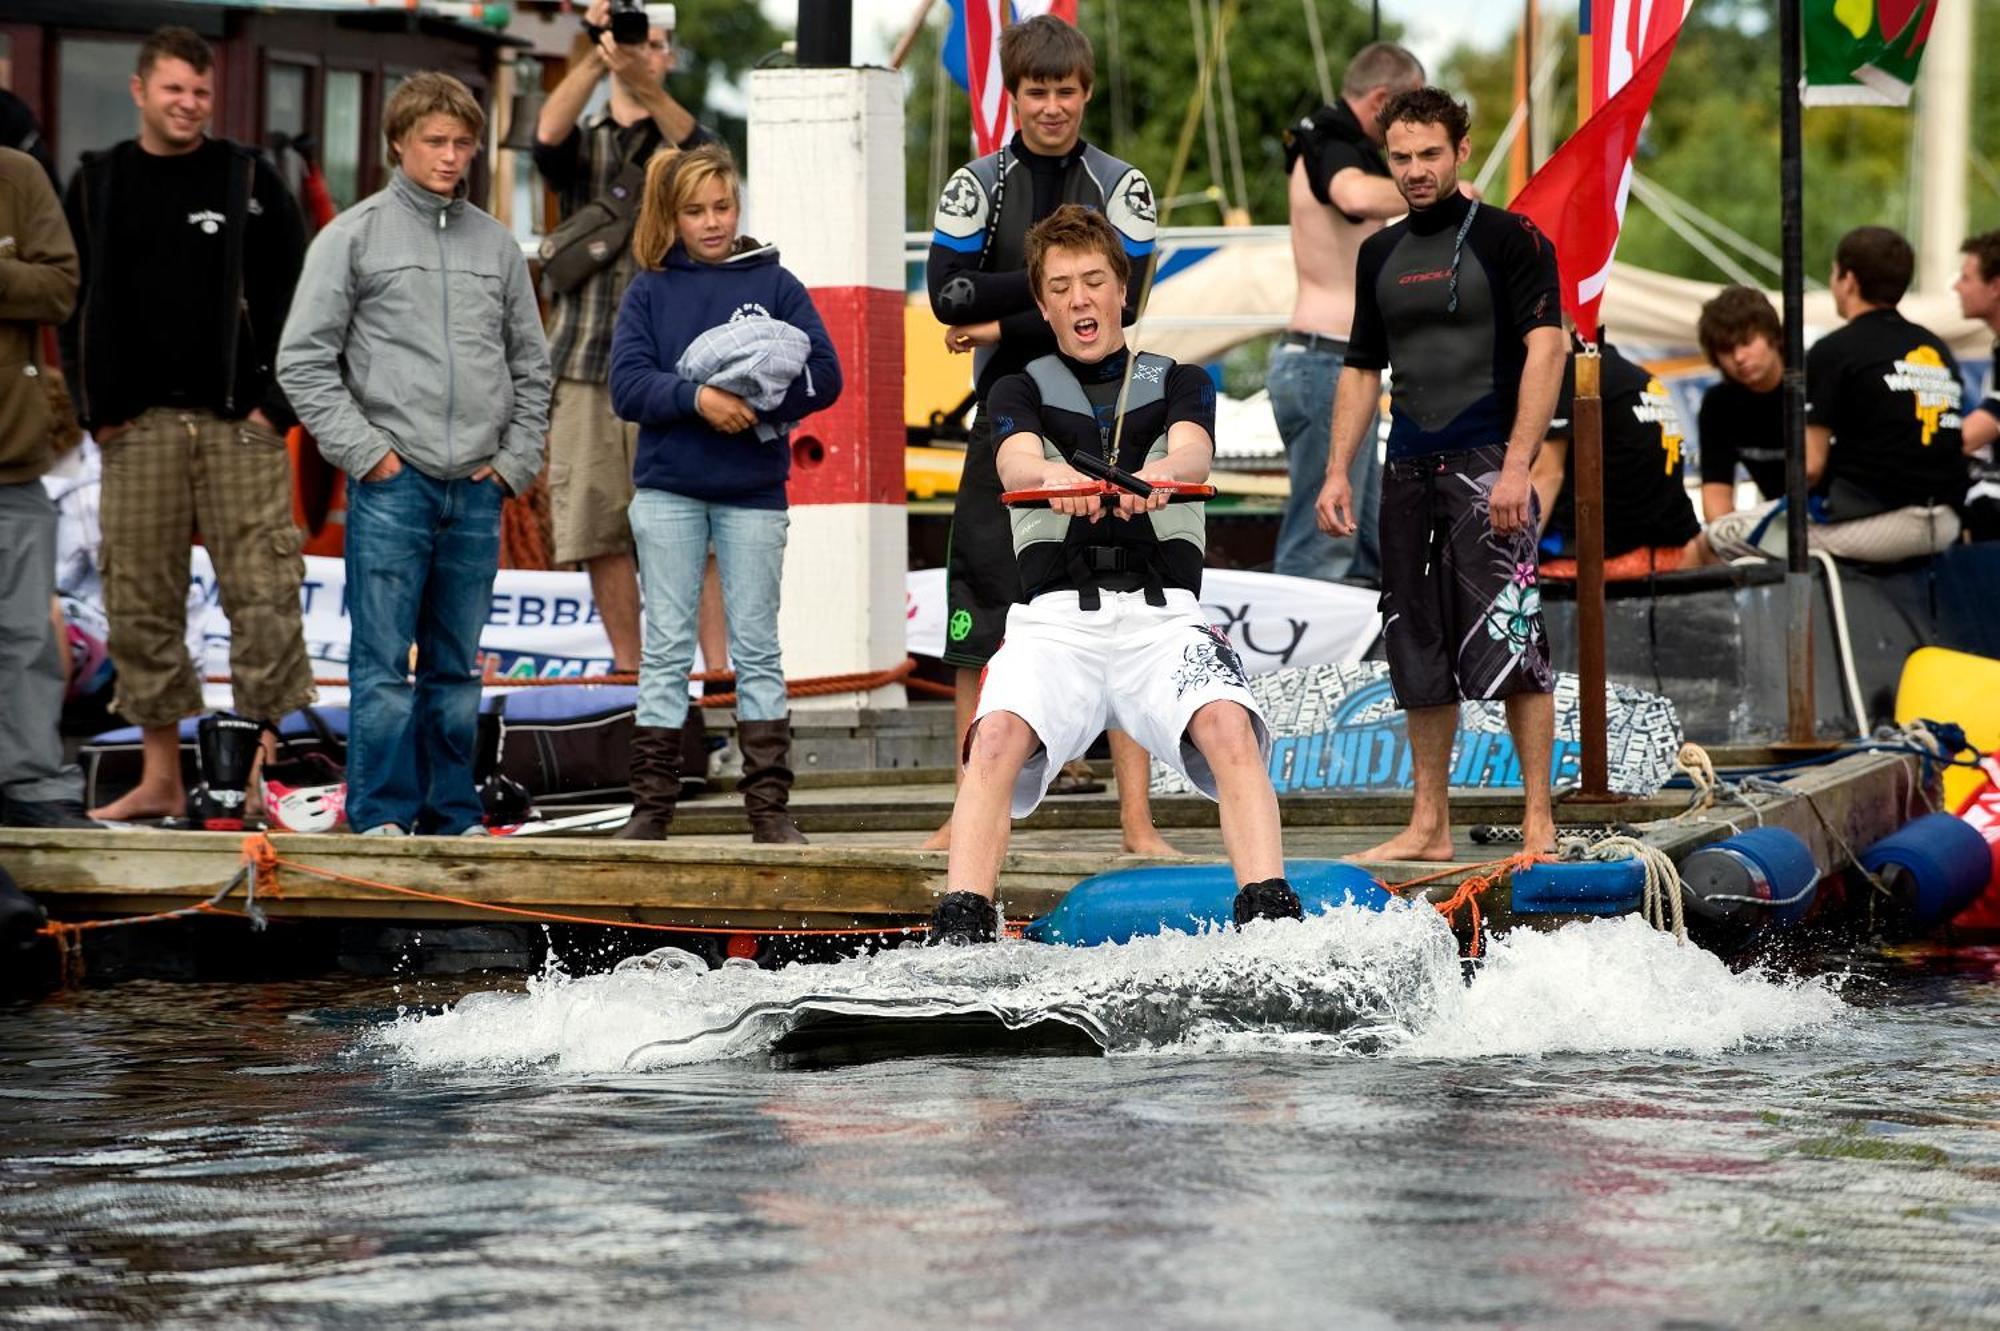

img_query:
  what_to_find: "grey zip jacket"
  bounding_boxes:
[277,169,550,495]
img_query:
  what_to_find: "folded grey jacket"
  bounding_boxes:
[276,169,551,495]
[674,315,813,443]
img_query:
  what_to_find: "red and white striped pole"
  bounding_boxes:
[747,67,907,710]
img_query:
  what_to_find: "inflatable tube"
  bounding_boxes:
[1510,859,1648,915]
[1677,827,1820,952]
[1025,860,1394,947]
[1858,812,1992,935]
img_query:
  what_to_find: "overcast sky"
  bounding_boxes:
[755,0,1520,78]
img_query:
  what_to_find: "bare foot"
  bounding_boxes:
[1122,827,1184,857]
[1519,821,1557,856]
[919,818,951,851]
[1350,828,1455,862]
[89,784,185,822]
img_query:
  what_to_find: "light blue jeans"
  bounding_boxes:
[628,489,789,729]
[1267,337,1381,583]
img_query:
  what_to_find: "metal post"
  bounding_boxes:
[1780,0,1814,743]
[1572,347,1612,799]
[797,0,853,68]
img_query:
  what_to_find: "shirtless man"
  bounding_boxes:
[1267,42,1425,586]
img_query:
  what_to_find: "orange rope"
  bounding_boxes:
[1380,850,1548,959]
[215,658,922,702]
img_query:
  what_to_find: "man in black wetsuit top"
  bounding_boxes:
[924,14,1167,855]
[1314,87,1565,861]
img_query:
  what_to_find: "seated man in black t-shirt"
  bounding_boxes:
[1707,227,1966,563]
[926,206,1301,945]
[1693,286,1788,521]
[1531,341,1702,576]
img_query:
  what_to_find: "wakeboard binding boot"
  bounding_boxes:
[1232,877,1304,925]
[927,891,999,946]
[186,712,265,830]
[473,711,534,829]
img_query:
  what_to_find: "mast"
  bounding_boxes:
[1780,0,1813,743]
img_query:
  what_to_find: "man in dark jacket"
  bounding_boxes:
[59,27,313,822]
[0,145,88,828]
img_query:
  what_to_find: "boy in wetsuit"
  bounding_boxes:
[925,14,1172,856]
[1314,87,1566,862]
[927,207,1301,945]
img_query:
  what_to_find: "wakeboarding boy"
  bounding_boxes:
[926,206,1302,945]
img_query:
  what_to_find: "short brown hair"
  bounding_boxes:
[632,143,739,270]
[1342,42,1424,100]
[1380,85,1470,147]
[1000,14,1093,93]
[137,27,213,80]
[1834,225,1913,307]
[384,72,485,165]
[1961,229,2000,285]
[1697,285,1783,367]
[1025,203,1129,296]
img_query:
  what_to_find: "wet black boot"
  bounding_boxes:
[1232,877,1304,925]
[737,717,807,844]
[927,891,999,946]
[187,713,264,830]
[615,725,682,840]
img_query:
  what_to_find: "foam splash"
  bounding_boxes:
[371,910,1847,1074]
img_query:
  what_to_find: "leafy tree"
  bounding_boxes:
[667,4,788,160]
[1440,0,1999,287]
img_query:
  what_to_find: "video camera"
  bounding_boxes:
[584,0,673,47]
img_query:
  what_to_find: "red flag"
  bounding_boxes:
[1516,1,1689,340]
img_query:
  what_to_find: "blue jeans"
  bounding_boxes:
[1267,338,1381,583]
[344,466,503,834]
[629,489,789,729]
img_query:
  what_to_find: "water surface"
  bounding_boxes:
[3,913,1996,1329]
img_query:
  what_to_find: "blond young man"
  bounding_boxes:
[278,74,551,837]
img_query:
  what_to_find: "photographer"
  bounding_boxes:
[534,0,712,687]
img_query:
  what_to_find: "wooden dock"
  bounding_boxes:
[0,751,1925,943]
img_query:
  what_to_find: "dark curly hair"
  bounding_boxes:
[1379,86,1470,147]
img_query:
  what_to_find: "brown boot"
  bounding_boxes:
[737,716,807,844]
[679,706,711,798]
[614,724,682,840]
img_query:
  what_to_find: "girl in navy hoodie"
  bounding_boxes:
[609,144,841,842]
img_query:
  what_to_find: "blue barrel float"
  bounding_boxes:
[1509,858,1648,916]
[1857,812,1992,936]
[1025,860,1395,947]
[1677,826,1821,952]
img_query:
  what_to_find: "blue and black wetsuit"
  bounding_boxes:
[926,134,1157,667]
[1345,190,1562,707]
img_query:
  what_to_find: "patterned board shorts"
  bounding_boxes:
[971,588,1270,817]
[1377,444,1555,709]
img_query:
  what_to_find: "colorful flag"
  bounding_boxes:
[1803,0,1939,106]
[1513,1,1692,341]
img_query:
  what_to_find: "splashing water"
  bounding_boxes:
[373,907,1848,1074]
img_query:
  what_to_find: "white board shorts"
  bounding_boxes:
[972,588,1271,817]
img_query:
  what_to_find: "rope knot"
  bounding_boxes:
[241,833,283,899]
